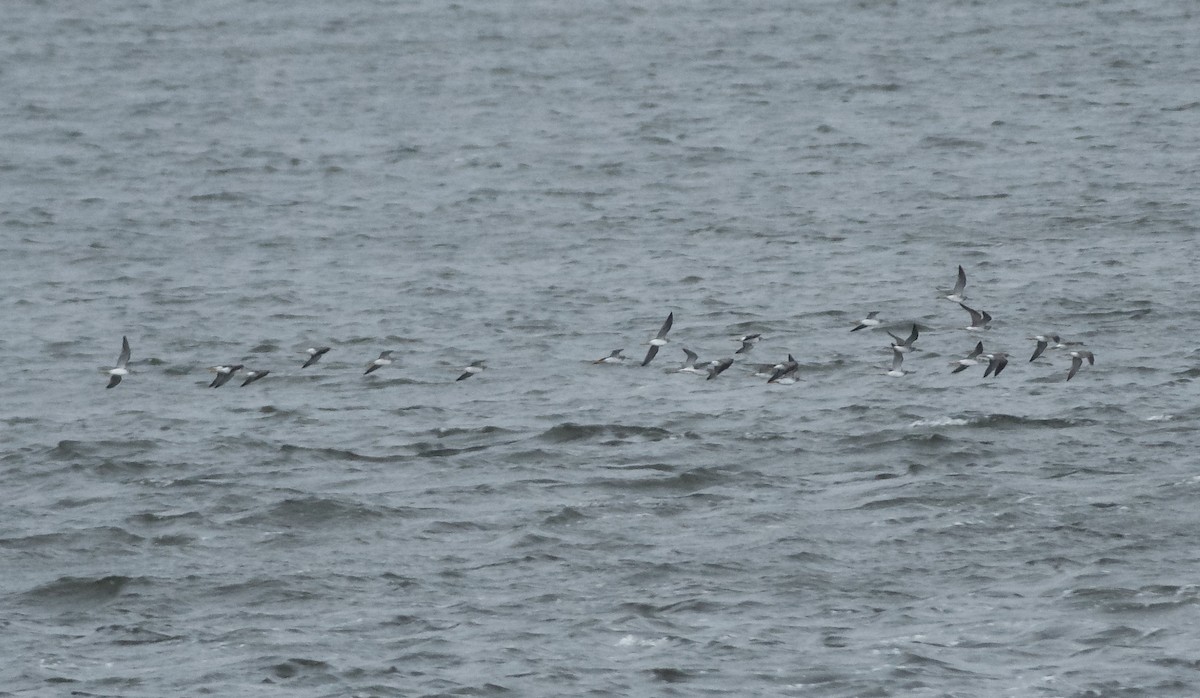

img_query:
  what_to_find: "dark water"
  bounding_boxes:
[3,1,1200,695]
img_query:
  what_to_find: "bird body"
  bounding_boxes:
[1067,350,1095,381]
[209,364,244,388]
[950,341,985,374]
[303,346,331,368]
[457,360,486,381]
[104,336,131,389]
[241,370,270,386]
[365,351,393,375]
[851,312,880,332]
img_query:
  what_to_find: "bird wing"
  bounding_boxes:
[952,265,967,295]
[641,345,660,366]
[116,336,131,368]
[656,312,674,338]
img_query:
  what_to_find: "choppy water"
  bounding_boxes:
[3,1,1200,695]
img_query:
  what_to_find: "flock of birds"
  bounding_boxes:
[101,338,488,389]
[100,265,1096,390]
[592,265,1096,383]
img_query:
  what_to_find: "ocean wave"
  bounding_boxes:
[538,422,673,444]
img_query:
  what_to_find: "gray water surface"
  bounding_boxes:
[3,1,1200,696]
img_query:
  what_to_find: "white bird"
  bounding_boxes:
[594,349,626,364]
[885,347,907,377]
[103,336,131,389]
[365,351,393,375]
[457,360,486,381]
[1066,350,1095,381]
[950,341,985,374]
[677,348,712,374]
[888,325,919,353]
[959,303,992,331]
[943,265,968,303]
[302,346,330,368]
[641,312,674,366]
[851,312,881,332]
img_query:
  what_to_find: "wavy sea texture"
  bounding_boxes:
[3,0,1200,696]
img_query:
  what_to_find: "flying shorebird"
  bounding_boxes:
[240,369,270,386]
[950,341,985,374]
[677,347,712,374]
[734,334,761,354]
[302,346,330,368]
[594,349,626,364]
[767,354,798,383]
[885,347,907,377]
[706,358,734,380]
[959,303,992,331]
[641,312,674,366]
[208,364,244,388]
[983,352,1009,378]
[103,336,131,389]
[888,325,919,353]
[1028,335,1052,362]
[364,351,393,375]
[851,312,881,332]
[943,265,968,303]
[457,360,486,381]
[1066,350,1095,381]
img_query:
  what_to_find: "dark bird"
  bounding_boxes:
[364,351,393,375]
[735,334,761,354]
[706,358,734,380]
[767,354,798,383]
[983,352,1009,378]
[240,369,270,386]
[302,346,330,368]
[209,364,244,388]
[457,360,486,381]
[1028,335,1052,362]
[1066,350,1095,381]
[959,303,992,331]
